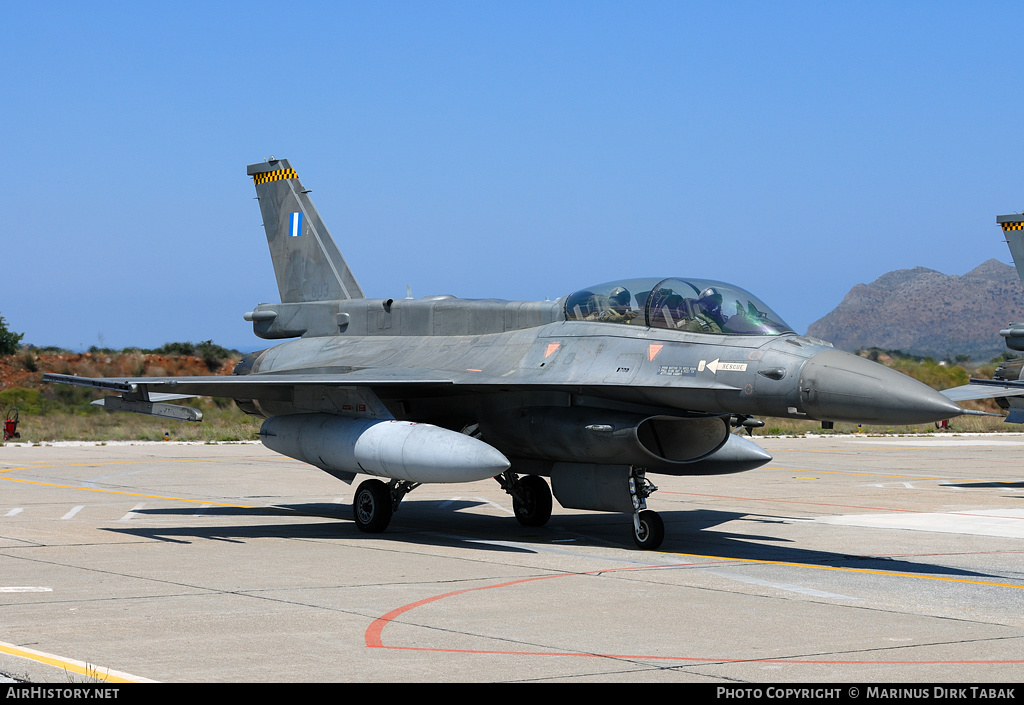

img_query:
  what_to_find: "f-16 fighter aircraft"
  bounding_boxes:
[46,159,969,549]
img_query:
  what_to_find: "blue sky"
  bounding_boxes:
[3,2,1023,351]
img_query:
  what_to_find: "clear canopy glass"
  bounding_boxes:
[564,278,793,336]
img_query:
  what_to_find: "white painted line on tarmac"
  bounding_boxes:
[61,505,84,520]
[472,496,514,515]
[859,482,919,489]
[0,587,52,593]
[118,503,145,521]
[706,569,859,600]
[848,439,1024,446]
[814,508,1024,538]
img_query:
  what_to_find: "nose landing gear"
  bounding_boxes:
[629,469,663,550]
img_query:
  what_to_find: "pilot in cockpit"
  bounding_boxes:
[696,288,727,327]
[678,288,727,333]
[599,286,640,323]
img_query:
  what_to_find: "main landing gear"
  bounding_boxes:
[496,471,553,527]
[354,468,664,551]
[352,478,420,533]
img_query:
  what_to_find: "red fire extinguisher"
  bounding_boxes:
[3,408,20,441]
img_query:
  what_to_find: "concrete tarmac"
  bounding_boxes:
[1,434,1023,683]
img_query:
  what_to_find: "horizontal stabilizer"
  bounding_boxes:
[940,380,1024,402]
[1006,409,1024,424]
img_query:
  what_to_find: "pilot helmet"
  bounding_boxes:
[608,286,631,309]
[697,287,723,313]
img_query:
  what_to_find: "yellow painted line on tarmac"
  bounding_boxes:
[0,459,335,517]
[0,459,261,510]
[766,465,962,481]
[0,640,157,683]
[0,476,261,509]
[658,550,1024,590]
[0,458,228,475]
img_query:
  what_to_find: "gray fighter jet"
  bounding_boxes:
[45,158,969,549]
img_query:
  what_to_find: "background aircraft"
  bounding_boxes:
[941,212,1024,421]
[47,159,971,549]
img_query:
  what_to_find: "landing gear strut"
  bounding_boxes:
[496,471,552,527]
[629,468,663,550]
[352,478,420,533]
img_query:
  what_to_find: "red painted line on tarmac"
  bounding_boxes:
[365,573,571,647]
[366,561,1024,664]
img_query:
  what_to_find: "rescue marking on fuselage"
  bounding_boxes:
[699,359,748,374]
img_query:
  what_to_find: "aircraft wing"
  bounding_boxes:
[43,367,740,423]
[43,370,460,423]
[940,379,1024,402]
[43,371,456,397]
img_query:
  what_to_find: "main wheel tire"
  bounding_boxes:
[633,510,665,550]
[512,474,552,527]
[353,479,393,533]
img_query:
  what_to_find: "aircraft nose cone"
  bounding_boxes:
[798,350,963,425]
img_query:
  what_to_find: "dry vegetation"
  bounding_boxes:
[1,345,261,443]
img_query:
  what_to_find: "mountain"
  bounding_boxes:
[806,259,1024,361]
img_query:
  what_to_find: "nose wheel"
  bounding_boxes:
[629,468,663,550]
[632,510,664,550]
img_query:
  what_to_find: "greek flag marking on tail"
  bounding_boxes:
[289,212,304,237]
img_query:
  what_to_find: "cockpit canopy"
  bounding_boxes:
[564,278,793,336]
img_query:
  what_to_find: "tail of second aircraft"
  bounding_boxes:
[248,158,364,303]
[1000,214,1024,288]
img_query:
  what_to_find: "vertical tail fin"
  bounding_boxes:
[247,158,364,302]
[999,214,1024,288]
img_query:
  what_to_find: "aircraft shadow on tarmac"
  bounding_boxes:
[941,480,1024,490]
[100,501,999,578]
